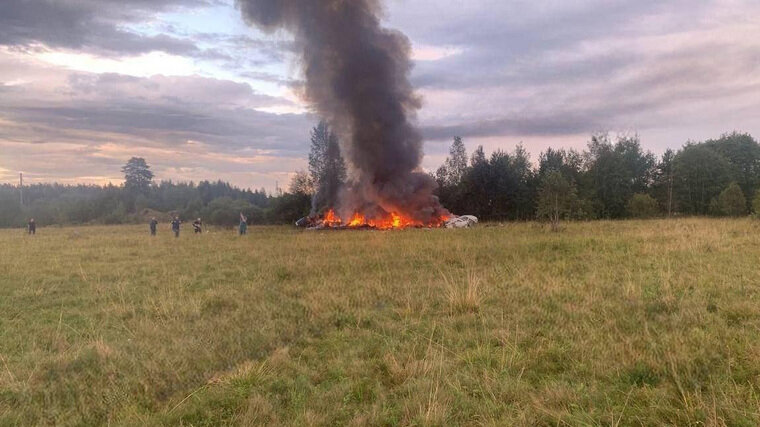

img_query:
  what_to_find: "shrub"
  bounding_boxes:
[753,192,760,216]
[710,182,747,217]
[627,193,660,218]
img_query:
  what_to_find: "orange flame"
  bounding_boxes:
[323,209,342,227]
[320,209,448,229]
[348,212,366,227]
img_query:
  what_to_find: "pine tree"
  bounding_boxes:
[122,158,154,193]
[308,121,346,213]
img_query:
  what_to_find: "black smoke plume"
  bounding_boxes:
[236,0,449,222]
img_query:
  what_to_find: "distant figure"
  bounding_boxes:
[27,218,36,235]
[149,217,158,236]
[239,213,248,235]
[171,217,181,238]
[192,218,203,234]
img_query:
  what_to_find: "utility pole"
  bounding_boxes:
[19,172,23,207]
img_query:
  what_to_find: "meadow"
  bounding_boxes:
[1,219,759,426]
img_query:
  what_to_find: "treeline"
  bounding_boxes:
[0,179,311,228]
[0,123,352,228]
[435,131,760,220]
[3,128,758,228]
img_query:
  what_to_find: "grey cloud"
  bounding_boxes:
[65,73,288,108]
[0,0,209,55]
[0,0,294,72]
[191,34,298,76]
[238,71,300,87]
[391,0,705,51]
[402,1,712,90]
[391,0,760,144]
[0,71,314,154]
[1,100,312,152]
[422,114,597,141]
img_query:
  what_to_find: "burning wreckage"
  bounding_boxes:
[296,211,478,230]
[238,0,477,230]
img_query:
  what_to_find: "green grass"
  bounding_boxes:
[1,219,760,425]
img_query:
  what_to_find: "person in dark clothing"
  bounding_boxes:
[192,218,203,234]
[27,218,36,235]
[239,213,248,236]
[149,217,158,236]
[171,217,181,238]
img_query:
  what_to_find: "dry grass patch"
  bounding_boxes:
[1,219,760,425]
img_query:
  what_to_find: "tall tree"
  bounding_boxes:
[616,135,656,194]
[122,157,154,193]
[584,134,655,218]
[585,133,627,218]
[436,137,470,213]
[436,136,468,187]
[537,171,577,231]
[470,145,486,167]
[538,148,583,184]
[289,170,314,196]
[308,121,346,213]
[509,144,537,219]
[652,149,676,217]
[673,143,732,215]
[458,145,490,218]
[703,132,760,208]
[487,149,513,219]
[453,145,536,220]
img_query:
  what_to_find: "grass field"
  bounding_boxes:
[1,219,760,426]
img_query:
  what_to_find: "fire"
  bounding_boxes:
[319,209,448,230]
[391,213,402,228]
[323,209,342,227]
[348,212,366,227]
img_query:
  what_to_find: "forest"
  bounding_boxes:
[435,131,760,222]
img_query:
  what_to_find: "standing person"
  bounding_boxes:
[192,218,203,234]
[171,217,181,238]
[149,217,158,236]
[27,218,36,235]
[239,212,248,236]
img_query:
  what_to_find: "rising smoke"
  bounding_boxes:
[236,0,450,222]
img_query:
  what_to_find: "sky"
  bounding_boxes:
[1,0,759,190]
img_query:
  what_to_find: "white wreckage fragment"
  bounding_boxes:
[445,215,478,229]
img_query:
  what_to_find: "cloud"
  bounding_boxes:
[388,0,760,151]
[0,0,215,55]
[0,50,315,188]
[0,71,313,151]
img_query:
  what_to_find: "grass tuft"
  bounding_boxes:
[442,268,482,314]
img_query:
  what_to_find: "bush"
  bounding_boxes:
[710,182,747,217]
[627,193,660,218]
[753,192,760,216]
[270,193,311,224]
[201,197,253,226]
